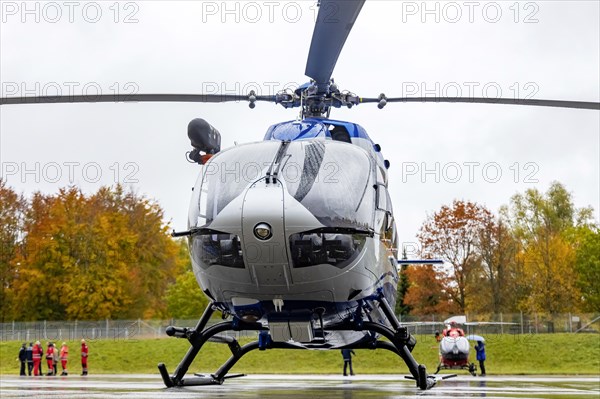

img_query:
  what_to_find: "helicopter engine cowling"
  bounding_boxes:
[187,118,221,163]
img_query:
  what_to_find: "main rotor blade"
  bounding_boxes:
[360,96,600,110]
[0,93,276,105]
[305,0,366,87]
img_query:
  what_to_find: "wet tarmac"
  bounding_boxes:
[1,374,599,398]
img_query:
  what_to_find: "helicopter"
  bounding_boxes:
[436,317,476,376]
[401,315,514,376]
[435,316,517,376]
[1,0,599,392]
[434,316,514,376]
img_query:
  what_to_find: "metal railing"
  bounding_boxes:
[1,313,598,342]
[398,312,600,336]
[0,319,257,342]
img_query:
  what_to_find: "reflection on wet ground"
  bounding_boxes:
[1,374,599,398]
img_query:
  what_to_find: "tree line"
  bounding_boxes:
[397,181,599,316]
[0,181,207,322]
[1,179,597,322]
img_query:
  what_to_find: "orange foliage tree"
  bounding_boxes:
[10,185,181,320]
[403,264,458,315]
[417,200,492,313]
[471,214,520,314]
[0,179,26,322]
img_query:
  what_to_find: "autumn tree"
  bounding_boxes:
[418,200,491,313]
[469,213,520,314]
[106,187,182,319]
[0,179,25,322]
[13,189,95,320]
[10,185,181,321]
[506,182,589,313]
[403,264,457,315]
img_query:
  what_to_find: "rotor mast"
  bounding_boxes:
[301,0,366,118]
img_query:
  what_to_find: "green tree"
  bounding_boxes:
[570,225,600,312]
[166,240,209,319]
[506,182,592,313]
[395,247,412,316]
[509,182,578,239]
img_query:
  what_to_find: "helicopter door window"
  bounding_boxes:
[375,184,397,253]
[375,184,390,212]
[386,189,393,213]
[382,214,398,254]
[197,186,209,226]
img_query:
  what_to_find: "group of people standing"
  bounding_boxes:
[18,339,89,376]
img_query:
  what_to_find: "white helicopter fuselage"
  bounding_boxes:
[187,119,399,347]
[439,335,470,361]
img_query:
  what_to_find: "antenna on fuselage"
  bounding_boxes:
[294,90,304,124]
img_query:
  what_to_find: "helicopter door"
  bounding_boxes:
[240,179,292,287]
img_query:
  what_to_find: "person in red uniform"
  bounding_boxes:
[45,342,56,376]
[80,339,89,376]
[60,342,69,376]
[32,341,42,376]
[443,321,466,337]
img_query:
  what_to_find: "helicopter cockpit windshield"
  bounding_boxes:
[281,141,374,230]
[190,140,375,231]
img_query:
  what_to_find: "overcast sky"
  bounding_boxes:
[1,0,598,255]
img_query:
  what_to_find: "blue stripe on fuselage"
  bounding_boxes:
[263,118,373,142]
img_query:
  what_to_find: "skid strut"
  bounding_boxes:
[158,302,268,387]
[159,296,436,390]
[377,295,436,389]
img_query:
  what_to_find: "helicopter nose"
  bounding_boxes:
[241,179,291,286]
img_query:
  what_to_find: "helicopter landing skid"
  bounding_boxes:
[158,297,436,390]
[435,362,477,377]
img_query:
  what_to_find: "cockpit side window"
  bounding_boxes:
[328,125,352,143]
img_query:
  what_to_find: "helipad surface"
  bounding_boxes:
[1,374,599,398]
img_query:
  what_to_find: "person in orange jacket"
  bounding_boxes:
[32,341,42,376]
[59,342,69,376]
[45,342,56,376]
[80,339,89,376]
